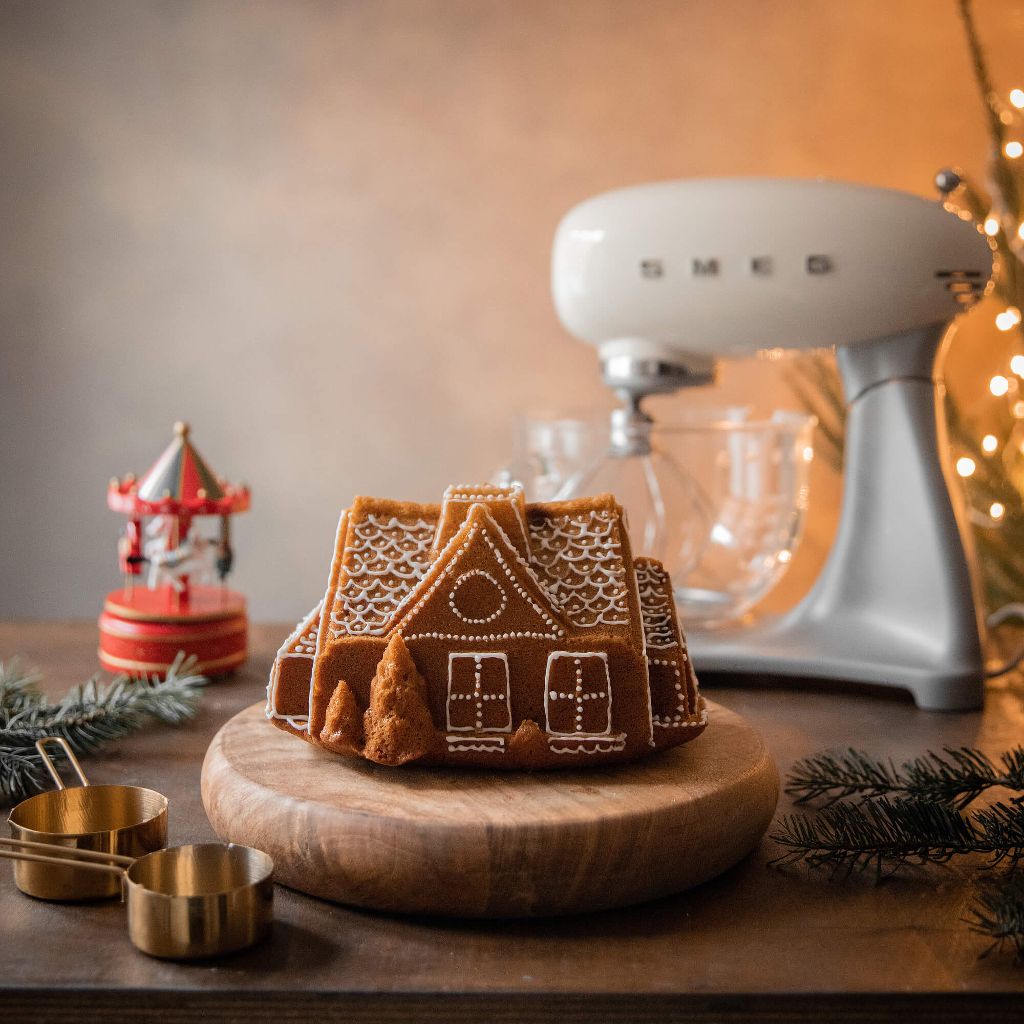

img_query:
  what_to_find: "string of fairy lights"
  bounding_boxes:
[943,82,1024,528]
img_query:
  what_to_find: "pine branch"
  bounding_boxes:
[903,749,1024,810]
[0,659,43,716]
[0,654,206,805]
[786,747,1024,810]
[967,874,1024,961]
[770,798,981,879]
[785,750,902,806]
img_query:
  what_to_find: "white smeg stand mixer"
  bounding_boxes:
[551,178,994,711]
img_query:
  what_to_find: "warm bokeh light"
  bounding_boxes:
[990,501,1005,521]
[985,216,1000,236]
[1015,401,1024,418]
[990,374,1010,396]
[1019,222,1024,241]
[1012,88,1024,109]
[957,456,976,477]
[1012,355,1024,376]
[982,433,999,453]
[1006,141,1024,159]
[802,445,813,463]
[996,308,1022,332]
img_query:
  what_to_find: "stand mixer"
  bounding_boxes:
[551,178,994,711]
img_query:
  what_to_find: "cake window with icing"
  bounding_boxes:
[447,653,512,733]
[544,652,611,736]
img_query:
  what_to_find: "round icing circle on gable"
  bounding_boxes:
[448,569,508,624]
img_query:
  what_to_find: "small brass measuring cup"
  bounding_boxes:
[0,836,274,958]
[7,737,168,900]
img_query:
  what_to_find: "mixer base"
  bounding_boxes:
[688,615,984,711]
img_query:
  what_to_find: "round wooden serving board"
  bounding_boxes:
[201,701,778,918]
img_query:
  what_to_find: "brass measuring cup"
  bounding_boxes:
[0,836,274,959]
[7,737,167,900]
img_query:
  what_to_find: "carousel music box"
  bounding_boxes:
[99,422,251,678]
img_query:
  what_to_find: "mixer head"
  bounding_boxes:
[551,177,994,400]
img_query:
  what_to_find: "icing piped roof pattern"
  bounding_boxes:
[635,559,680,650]
[327,493,639,640]
[331,515,436,637]
[527,510,630,628]
[286,601,322,656]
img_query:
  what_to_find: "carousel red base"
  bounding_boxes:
[98,585,248,679]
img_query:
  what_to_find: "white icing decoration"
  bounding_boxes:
[630,557,656,747]
[548,734,626,755]
[443,482,525,500]
[265,600,324,729]
[307,509,350,724]
[653,706,709,730]
[448,569,507,624]
[528,510,630,628]
[330,514,435,637]
[405,630,560,641]
[635,561,680,650]
[390,512,564,640]
[648,655,689,726]
[437,483,531,557]
[543,651,612,737]
[446,653,511,733]
[446,735,506,753]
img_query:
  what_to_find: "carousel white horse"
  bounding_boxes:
[144,515,215,593]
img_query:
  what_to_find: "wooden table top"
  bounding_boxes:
[2,621,1023,1023]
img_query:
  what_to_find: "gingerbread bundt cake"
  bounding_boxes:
[266,484,706,768]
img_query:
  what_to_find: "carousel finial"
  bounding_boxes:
[174,420,190,438]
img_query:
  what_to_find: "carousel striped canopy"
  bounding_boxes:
[136,422,226,503]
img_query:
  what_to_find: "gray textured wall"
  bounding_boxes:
[1,0,1019,621]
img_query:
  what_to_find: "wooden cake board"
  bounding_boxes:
[201,701,778,918]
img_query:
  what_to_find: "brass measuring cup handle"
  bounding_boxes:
[0,836,134,880]
[34,737,90,790]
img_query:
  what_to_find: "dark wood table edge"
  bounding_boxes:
[0,989,1020,1023]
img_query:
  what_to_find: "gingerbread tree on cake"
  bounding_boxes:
[361,635,435,766]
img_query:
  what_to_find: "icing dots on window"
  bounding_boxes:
[543,652,612,737]
[446,653,512,733]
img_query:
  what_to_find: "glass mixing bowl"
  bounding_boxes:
[494,408,816,626]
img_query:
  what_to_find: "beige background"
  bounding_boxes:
[1,0,1021,622]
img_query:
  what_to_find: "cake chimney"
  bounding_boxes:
[430,483,531,562]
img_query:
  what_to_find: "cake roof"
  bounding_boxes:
[325,486,641,645]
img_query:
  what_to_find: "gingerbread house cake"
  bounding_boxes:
[266,484,706,768]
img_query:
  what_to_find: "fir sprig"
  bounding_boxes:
[774,746,1024,962]
[0,660,43,716]
[967,875,1024,961]
[0,655,206,805]
[770,797,996,878]
[786,747,1024,810]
